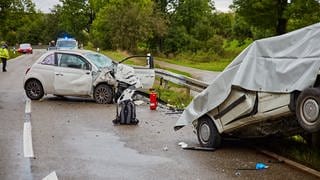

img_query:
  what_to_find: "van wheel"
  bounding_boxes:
[296,88,320,133]
[197,116,221,148]
[94,84,113,104]
[25,79,44,100]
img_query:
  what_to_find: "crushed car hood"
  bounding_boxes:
[93,64,142,89]
[175,23,320,130]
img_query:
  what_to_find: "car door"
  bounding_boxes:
[54,53,92,96]
[118,55,155,90]
[133,68,155,90]
[38,53,56,94]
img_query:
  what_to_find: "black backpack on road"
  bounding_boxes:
[113,99,139,125]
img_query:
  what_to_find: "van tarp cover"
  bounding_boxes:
[175,23,320,130]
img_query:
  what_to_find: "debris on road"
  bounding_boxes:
[165,111,183,115]
[163,145,168,151]
[178,142,215,151]
[236,162,269,170]
[134,100,144,106]
[178,142,188,148]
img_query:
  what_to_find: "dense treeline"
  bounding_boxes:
[1,0,320,61]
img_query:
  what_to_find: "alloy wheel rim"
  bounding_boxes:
[27,81,40,97]
[96,87,109,103]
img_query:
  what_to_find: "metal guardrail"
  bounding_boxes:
[155,69,209,92]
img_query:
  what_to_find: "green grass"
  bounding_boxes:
[155,86,192,109]
[258,135,320,171]
[156,57,232,72]
[102,50,128,61]
[99,49,232,72]
[155,64,192,77]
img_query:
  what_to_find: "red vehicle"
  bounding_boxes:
[17,43,33,54]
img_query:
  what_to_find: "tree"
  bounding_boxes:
[232,0,289,36]
[164,0,220,54]
[56,0,91,42]
[286,0,320,31]
[91,0,164,51]
[231,0,320,37]
[0,0,36,44]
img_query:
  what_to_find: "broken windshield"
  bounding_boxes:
[84,52,114,69]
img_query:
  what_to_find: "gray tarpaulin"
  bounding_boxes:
[175,23,320,130]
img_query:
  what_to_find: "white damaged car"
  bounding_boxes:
[24,50,155,103]
[175,23,320,148]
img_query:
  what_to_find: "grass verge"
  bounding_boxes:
[156,57,231,72]
[154,78,193,109]
[256,135,320,171]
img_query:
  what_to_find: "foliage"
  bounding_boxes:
[164,0,220,54]
[231,0,320,37]
[285,0,320,31]
[55,0,91,43]
[257,135,320,171]
[91,0,163,52]
[232,0,288,35]
[155,82,193,109]
[1,0,320,63]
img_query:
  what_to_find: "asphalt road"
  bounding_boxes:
[0,50,318,179]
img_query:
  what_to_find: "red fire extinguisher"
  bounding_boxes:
[149,89,157,110]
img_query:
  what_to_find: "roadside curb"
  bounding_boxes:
[256,148,320,178]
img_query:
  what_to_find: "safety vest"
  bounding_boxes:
[0,48,9,59]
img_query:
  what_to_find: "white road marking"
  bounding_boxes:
[42,171,59,180]
[23,122,34,157]
[24,98,34,157]
[25,98,31,114]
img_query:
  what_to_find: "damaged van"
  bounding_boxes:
[24,50,155,104]
[175,23,320,148]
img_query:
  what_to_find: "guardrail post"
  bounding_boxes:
[185,87,190,97]
[159,77,168,88]
[164,79,168,89]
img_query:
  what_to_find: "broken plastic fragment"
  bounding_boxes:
[134,100,144,105]
[178,142,188,148]
[163,145,168,151]
[255,163,268,170]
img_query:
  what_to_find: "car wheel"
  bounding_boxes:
[94,84,114,104]
[25,79,44,100]
[296,88,320,133]
[197,116,221,148]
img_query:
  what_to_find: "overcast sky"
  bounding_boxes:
[32,0,233,13]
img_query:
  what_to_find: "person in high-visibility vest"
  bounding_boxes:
[0,42,9,72]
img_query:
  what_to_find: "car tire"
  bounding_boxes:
[25,79,44,100]
[94,84,114,104]
[296,88,320,133]
[197,116,221,148]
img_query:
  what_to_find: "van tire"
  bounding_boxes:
[296,88,320,133]
[197,116,221,148]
